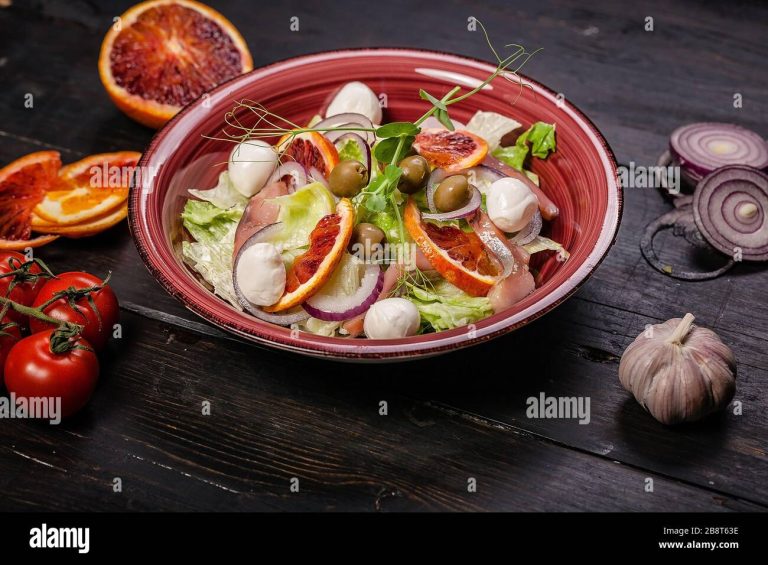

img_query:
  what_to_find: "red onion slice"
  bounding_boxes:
[334,132,372,172]
[509,210,543,245]
[671,123,768,184]
[693,165,768,261]
[303,264,384,321]
[308,166,329,188]
[232,223,310,326]
[267,162,307,193]
[313,113,375,145]
[423,186,481,221]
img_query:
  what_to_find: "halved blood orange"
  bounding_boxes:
[34,152,140,226]
[264,199,354,312]
[0,151,61,249]
[404,198,502,296]
[34,204,128,239]
[98,0,253,128]
[413,129,488,173]
[277,131,339,177]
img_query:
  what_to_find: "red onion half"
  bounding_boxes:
[268,162,307,193]
[671,123,768,185]
[232,223,310,326]
[423,186,482,221]
[303,264,384,321]
[313,113,375,145]
[693,165,768,261]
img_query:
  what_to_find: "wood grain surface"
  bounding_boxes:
[0,0,765,511]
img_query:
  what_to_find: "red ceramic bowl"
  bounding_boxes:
[129,49,621,361]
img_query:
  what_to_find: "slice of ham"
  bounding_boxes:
[342,263,403,337]
[233,180,289,257]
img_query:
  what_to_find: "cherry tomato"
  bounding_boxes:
[0,251,47,327]
[30,272,119,351]
[0,316,22,381]
[4,329,99,418]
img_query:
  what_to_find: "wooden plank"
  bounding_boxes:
[0,312,760,512]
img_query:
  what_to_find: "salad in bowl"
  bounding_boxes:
[180,79,568,340]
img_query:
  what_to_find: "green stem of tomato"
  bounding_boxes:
[0,295,80,330]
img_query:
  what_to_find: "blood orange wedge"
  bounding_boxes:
[277,131,339,177]
[34,152,140,226]
[0,151,61,250]
[413,129,488,173]
[264,199,354,312]
[404,198,502,296]
[98,0,253,128]
[34,204,128,239]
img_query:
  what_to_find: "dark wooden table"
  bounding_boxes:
[0,0,766,512]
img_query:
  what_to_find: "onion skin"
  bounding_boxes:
[483,155,559,220]
[342,263,402,337]
[618,314,736,425]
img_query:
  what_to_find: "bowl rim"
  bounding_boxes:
[129,47,623,361]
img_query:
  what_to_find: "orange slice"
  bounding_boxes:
[263,199,354,312]
[0,150,61,245]
[58,151,141,188]
[277,131,339,177]
[404,198,502,296]
[98,0,253,128]
[33,152,139,226]
[413,129,488,173]
[0,235,59,250]
[33,204,128,239]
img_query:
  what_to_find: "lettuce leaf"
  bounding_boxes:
[492,122,557,171]
[523,235,570,260]
[188,172,247,210]
[181,200,244,308]
[406,280,493,332]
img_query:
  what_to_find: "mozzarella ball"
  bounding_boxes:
[486,177,539,233]
[229,140,278,197]
[325,81,382,125]
[364,298,420,339]
[235,242,286,306]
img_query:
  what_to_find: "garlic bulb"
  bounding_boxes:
[618,313,736,425]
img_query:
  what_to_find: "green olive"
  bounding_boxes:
[329,160,369,198]
[349,223,386,257]
[434,175,471,212]
[397,155,430,194]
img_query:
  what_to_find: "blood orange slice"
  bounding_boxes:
[34,152,140,226]
[413,129,488,173]
[98,0,253,128]
[278,131,339,177]
[34,204,128,239]
[404,198,502,296]
[264,199,354,312]
[0,151,61,250]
